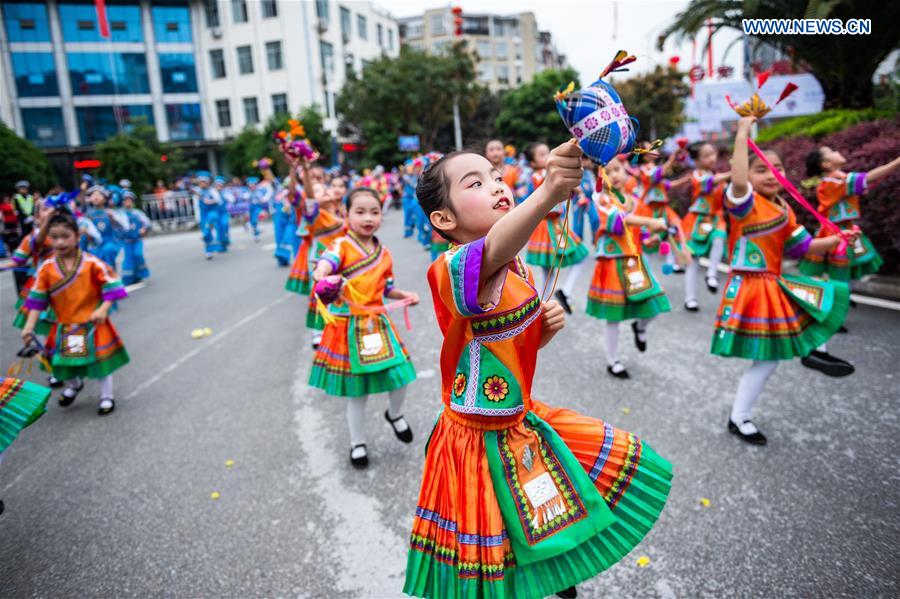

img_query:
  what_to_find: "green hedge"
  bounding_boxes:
[756,109,895,143]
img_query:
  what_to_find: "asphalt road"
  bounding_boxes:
[1,210,898,598]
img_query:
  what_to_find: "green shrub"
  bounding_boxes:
[757,109,895,143]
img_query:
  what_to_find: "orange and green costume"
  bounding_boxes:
[586,190,671,321]
[404,239,672,598]
[304,209,347,330]
[309,232,415,397]
[285,198,344,296]
[682,169,728,258]
[712,187,849,360]
[798,171,882,281]
[25,250,130,380]
[1,376,51,453]
[10,232,56,335]
[524,171,588,269]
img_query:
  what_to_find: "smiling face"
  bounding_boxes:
[605,157,629,189]
[695,143,717,170]
[748,151,784,199]
[528,144,549,170]
[347,192,383,238]
[437,153,514,243]
[329,178,347,201]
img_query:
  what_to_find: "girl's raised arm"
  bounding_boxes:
[730,117,757,199]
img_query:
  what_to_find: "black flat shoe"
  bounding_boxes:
[556,586,578,599]
[385,410,414,443]
[554,290,573,315]
[837,325,848,333]
[48,376,63,388]
[800,350,855,377]
[684,300,699,312]
[97,398,115,416]
[0,499,4,516]
[606,363,630,379]
[728,419,767,445]
[631,321,647,352]
[58,381,84,407]
[350,444,369,468]
[706,276,719,294]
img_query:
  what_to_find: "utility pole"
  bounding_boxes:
[452,6,463,150]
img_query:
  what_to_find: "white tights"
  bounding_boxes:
[731,360,779,423]
[346,386,408,447]
[685,236,726,303]
[65,375,113,399]
[603,317,655,366]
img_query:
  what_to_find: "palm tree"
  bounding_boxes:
[657,0,899,108]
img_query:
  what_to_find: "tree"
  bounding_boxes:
[436,85,502,151]
[0,122,56,192]
[336,44,477,166]
[615,66,691,140]
[224,105,331,178]
[495,68,580,149]
[128,121,193,185]
[657,0,900,109]
[96,132,163,194]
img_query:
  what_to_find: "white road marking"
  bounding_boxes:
[124,282,146,294]
[123,295,289,400]
[262,243,276,251]
[291,375,407,598]
[698,258,900,312]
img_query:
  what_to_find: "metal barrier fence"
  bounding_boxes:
[140,191,252,233]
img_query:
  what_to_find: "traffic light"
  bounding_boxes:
[452,6,462,37]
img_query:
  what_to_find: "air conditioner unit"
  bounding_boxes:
[211,27,222,39]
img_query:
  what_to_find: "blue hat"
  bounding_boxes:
[122,190,137,201]
[196,170,211,182]
[118,179,132,188]
[86,185,110,198]
[15,180,29,189]
[246,176,260,185]
[214,176,226,185]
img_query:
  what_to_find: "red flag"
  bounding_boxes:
[755,69,771,89]
[95,0,110,39]
[775,82,799,105]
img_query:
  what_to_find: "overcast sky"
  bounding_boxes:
[384,0,746,82]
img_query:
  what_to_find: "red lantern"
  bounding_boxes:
[452,6,463,37]
[669,56,680,67]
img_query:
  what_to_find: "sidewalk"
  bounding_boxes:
[853,274,900,302]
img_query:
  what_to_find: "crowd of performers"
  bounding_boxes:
[2,109,898,597]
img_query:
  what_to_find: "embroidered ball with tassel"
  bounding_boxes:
[555,51,640,166]
[314,275,344,305]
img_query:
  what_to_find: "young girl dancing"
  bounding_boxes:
[799,147,900,282]
[714,117,855,445]
[586,156,671,378]
[405,142,672,599]
[523,142,589,314]
[310,187,418,468]
[679,142,731,304]
[22,210,130,416]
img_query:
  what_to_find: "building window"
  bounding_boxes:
[76,105,154,145]
[236,46,253,74]
[3,2,50,42]
[22,107,66,147]
[320,41,334,74]
[243,97,259,125]
[204,0,220,28]
[315,0,328,22]
[476,62,492,82]
[344,52,354,76]
[388,28,394,50]
[209,49,226,79]
[340,6,351,40]
[377,23,383,46]
[265,41,283,70]
[516,65,523,84]
[497,64,509,85]
[215,99,231,128]
[431,40,448,54]
[166,103,203,141]
[11,53,59,97]
[430,13,444,35]
[357,14,367,40]
[60,4,142,42]
[271,93,288,115]
[403,20,423,39]
[261,0,277,18]
[151,6,191,43]
[515,42,522,60]
[476,40,492,58]
[231,0,247,23]
[495,42,508,60]
[68,53,150,95]
[159,53,198,93]
[324,91,332,117]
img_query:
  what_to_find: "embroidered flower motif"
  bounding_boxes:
[572,126,584,138]
[483,376,509,403]
[453,373,467,397]
[611,106,620,117]
[584,117,598,130]
[600,110,611,121]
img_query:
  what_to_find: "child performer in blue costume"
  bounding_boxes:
[401,160,418,238]
[83,185,126,271]
[244,176,269,242]
[120,191,151,285]
[195,172,230,259]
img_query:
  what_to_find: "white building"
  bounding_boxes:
[0,0,399,178]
